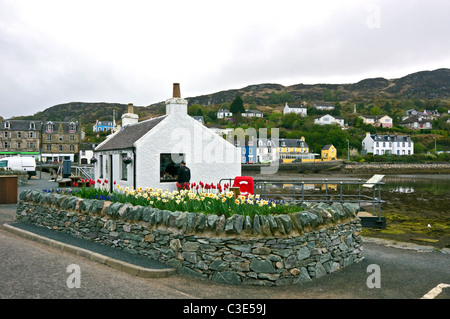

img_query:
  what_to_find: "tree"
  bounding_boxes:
[230,96,245,114]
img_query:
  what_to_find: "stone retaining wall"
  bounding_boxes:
[16,189,364,286]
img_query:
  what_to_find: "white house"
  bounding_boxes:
[94,84,241,192]
[313,102,335,111]
[283,102,307,117]
[362,133,414,156]
[314,114,345,127]
[256,138,278,163]
[399,116,432,130]
[217,109,233,119]
[241,109,263,118]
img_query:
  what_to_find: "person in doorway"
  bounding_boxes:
[177,161,191,190]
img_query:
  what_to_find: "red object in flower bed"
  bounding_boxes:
[232,176,254,196]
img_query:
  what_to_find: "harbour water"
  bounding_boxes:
[246,171,450,196]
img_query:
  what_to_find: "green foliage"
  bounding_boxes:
[268,91,294,104]
[230,96,245,114]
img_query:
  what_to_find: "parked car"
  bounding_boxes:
[0,156,36,179]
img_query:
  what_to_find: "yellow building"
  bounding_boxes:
[321,144,337,161]
[277,137,316,163]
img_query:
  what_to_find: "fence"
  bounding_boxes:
[219,177,385,220]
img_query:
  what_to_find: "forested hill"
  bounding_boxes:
[11,68,450,125]
[184,68,450,106]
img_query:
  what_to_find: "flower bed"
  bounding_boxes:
[45,178,301,217]
[17,189,364,286]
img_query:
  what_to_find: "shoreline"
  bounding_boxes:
[242,161,450,175]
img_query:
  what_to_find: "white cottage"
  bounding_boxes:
[94,84,241,192]
[283,102,307,117]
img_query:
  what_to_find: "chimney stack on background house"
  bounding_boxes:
[166,83,187,116]
[121,103,139,126]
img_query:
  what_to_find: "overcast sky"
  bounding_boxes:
[1,0,449,119]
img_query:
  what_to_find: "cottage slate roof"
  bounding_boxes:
[285,103,306,109]
[95,115,167,151]
[322,144,334,150]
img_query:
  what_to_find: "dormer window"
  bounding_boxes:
[29,122,36,130]
[68,122,76,133]
[4,121,10,129]
[46,122,54,133]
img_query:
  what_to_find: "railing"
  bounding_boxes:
[219,177,384,220]
[73,166,94,180]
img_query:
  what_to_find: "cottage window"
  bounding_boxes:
[99,155,103,178]
[121,153,128,181]
[160,153,184,183]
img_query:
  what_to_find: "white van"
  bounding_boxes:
[0,156,36,179]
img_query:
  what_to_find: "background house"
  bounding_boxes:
[321,145,337,161]
[256,138,277,163]
[41,120,82,163]
[312,102,335,111]
[0,119,42,159]
[241,109,263,118]
[314,114,345,127]
[93,120,114,132]
[274,137,315,163]
[217,109,233,119]
[359,115,393,128]
[94,84,241,192]
[362,132,414,156]
[399,116,432,130]
[283,102,307,117]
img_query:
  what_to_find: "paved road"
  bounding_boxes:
[0,175,449,300]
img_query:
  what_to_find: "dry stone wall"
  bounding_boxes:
[16,189,364,286]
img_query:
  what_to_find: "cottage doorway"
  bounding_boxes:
[108,154,113,193]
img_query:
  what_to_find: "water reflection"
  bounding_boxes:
[381,174,450,195]
[389,186,414,193]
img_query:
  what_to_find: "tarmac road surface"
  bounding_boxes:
[0,174,448,301]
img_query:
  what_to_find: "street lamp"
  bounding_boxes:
[433,137,437,154]
[346,139,349,161]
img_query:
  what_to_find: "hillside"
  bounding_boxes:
[12,68,450,126]
[184,68,450,106]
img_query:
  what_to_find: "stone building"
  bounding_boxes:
[41,121,82,162]
[0,120,42,158]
